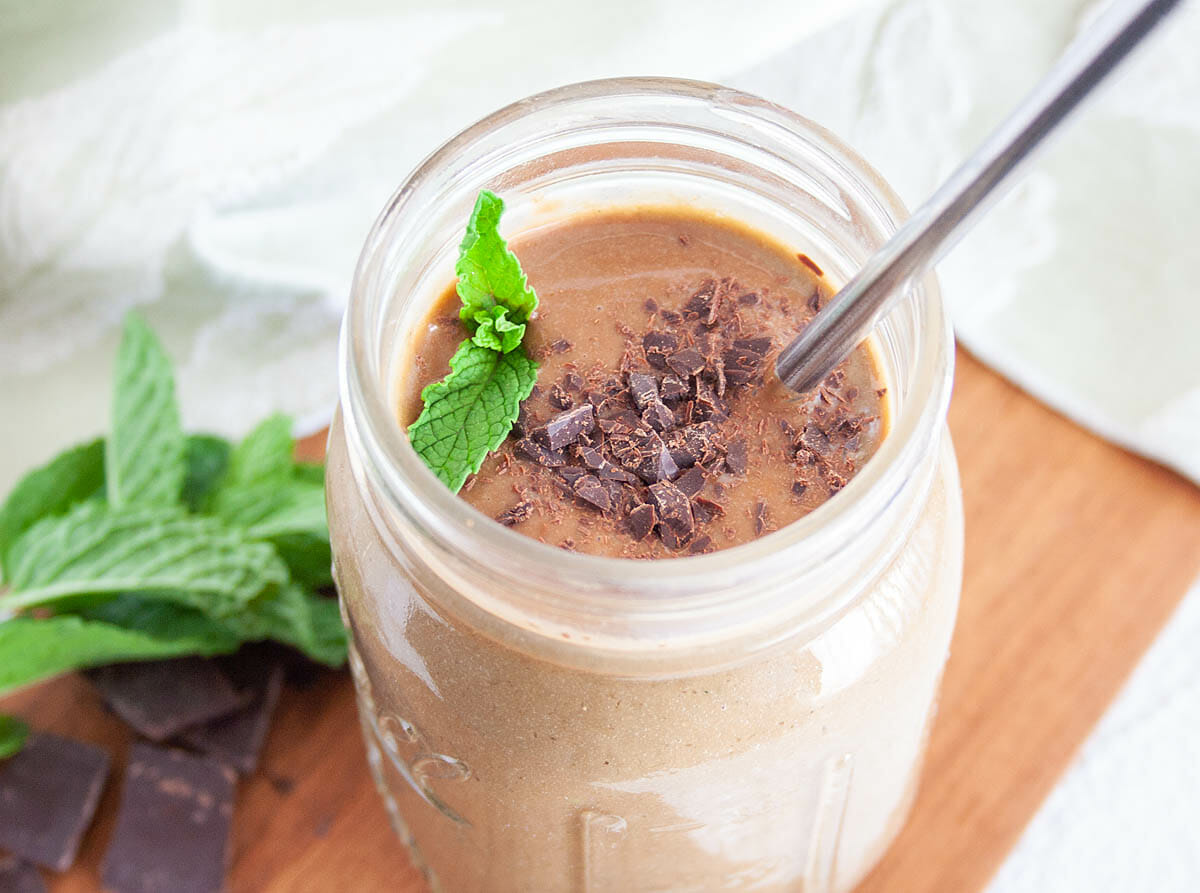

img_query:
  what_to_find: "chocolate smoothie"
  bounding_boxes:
[397,208,888,556]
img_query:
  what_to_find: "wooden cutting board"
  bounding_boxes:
[6,349,1200,892]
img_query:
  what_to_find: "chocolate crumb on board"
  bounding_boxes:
[101,743,235,893]
[87,658,248,743]
[0,856,45,893]
[0,733,110,872]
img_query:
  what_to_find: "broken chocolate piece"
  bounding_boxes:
[692,380,729,422]
[0,733,109,871]
[688,535,713,554]
[754,500,773,536]
[737,291,760,305]
[573,474,613,513]
[548,383,574,410]
[101,743,235,893]
[666,348,706,379]
[88,658,248,742]
[674,466,706,498]
[179,651,285,775]
[0,857,45,893]
[563,371,584,392]
[658,375,688,403]
[538,405,596,451]
[549,338,573,354]
[692,496,726,524]
[609,424,679,484]
[642,332,678,369]
[627,372,660,410]
[649,481,695,542]
[791,481,808,498]
[516,438,567,467]
[682,279,716,320]
[626,504,657,541]
[641,401,676,433]
[496,501,535,527]
[725,440,748,475]
[733,336,772,356]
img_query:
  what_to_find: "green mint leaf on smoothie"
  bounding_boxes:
[471,306,525,353]
[0,715,29,760]
[455,190,539,328]
[409,341,538,492]
[106,314,186,509]
[410,191,541,492]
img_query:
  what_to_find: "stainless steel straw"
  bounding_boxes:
[774,0,1184,393]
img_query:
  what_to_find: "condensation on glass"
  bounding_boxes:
[327,79,964,893]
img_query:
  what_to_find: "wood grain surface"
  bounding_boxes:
[6,349,1200,892]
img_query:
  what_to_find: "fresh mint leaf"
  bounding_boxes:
[220,414,295,490]
[0,715,29,759]
[0,613,239,698]
[409,341,538,492]
[292,462,325,487]
[0,438,104,580]
[270,532,333,589]
[225,584,346,667]
[182,434,232,512]
[107,314,186,508]
[471,306,525,353]
[455,190,538,328]
[2,501,286,616]
[213,479,331,586]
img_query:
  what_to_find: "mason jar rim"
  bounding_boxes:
[339,77,953,645]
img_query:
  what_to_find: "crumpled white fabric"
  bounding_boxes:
[1,3,1198,887]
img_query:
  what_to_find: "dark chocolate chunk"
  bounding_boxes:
[558,466,587,486]
[791,481,808,498]
[737,291,760,306]
[692,496,726,524]
[658,375,688,403]
[643,298,659,313]
[0,733,109,871]
[548,383,574,410]
[649,481,694,540]
[626,504,657,541]
[674,466,706,498]
[101,743,235,893]
[688,535,714,554]
[642,332,678,369]
[692,380,729,422]
[658,522,693,551]
[549,338,573,354]
[609,424,679,484]
[496,500,535,527]
[725,439,748,475]
[682,280,715,320]
[179,652,284,775]
[641,401,676,433]
[563,371,584,392]
[754,500,773,536]
[666,348,706,379]
[88,658,248,742]
[516,437,567,467]
[577,447,639,484]
[722,344,766,385]
[0,857,45,893]
[660,308,683,325]
[733,337,772,356]
[538,405,595,451]
[573,474,613,513]
[627,372,660,410]
[800,423,832,457]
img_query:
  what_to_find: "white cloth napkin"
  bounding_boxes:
[1,0,1198,888]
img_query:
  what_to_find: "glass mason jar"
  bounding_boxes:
[327,78,962,893]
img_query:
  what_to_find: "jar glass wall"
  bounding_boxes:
[328,78,963,893]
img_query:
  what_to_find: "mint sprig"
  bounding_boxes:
[0,312,346,753]
[409,191,539,491]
